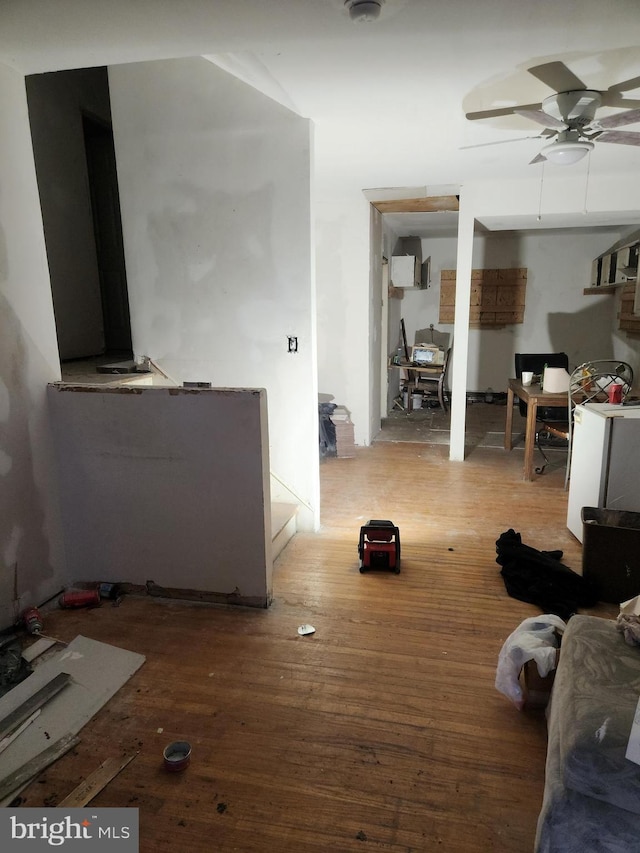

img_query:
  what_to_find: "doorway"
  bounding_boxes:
[371,193,460,420]
[83,114,132,357]
[25,67,132,364]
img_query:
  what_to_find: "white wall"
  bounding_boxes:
[369,206,383,441]
[108,57,319,529]
[316,191,371,444]
[47,385,272,605]
[382,218,401,415]
[316,172,640,450]
[397,228,629,394]
[0,63,68,628]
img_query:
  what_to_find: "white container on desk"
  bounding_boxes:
[567,403,640,542]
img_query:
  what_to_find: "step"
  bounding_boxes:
[271,502,298,560]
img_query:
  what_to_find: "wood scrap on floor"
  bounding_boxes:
[0,733,80,801]
[59,752,138,807]
[21,637,58,663]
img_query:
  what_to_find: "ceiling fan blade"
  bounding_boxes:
[529,152,547,165]
[607,74,640,96]
[596,107,640,129]
[465,102,542,121]
[460,135,544,150]
[600,92,640,108]
[607,102,640,117]
[514,108,568,130]
[595,75,640,107]
[597,130,640,146]
[527,62,587,93]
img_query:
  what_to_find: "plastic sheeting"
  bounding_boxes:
[496,614,566,710]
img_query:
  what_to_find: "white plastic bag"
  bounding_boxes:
[495,614,566,709]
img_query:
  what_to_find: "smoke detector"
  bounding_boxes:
[344,0,384,22]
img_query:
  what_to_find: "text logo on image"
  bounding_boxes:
[1,809,139,851]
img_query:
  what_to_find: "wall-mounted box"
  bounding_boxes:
[391,255,421,288]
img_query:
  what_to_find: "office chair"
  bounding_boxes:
[514,352,570,476]
[514,353,569,421]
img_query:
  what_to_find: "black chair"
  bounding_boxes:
[514,352,570,421]
[514,353,570,474]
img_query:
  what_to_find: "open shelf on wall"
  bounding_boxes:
[583,284,620,295]
[587,233,640,332]
[588,237,639,293]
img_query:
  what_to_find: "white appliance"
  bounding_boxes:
[567,403,640,542]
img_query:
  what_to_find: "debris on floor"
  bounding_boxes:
[59,588,101,609]
[0,636,32,698]
[21,637,61,663]
[163,741,191,772]
[0,635,145,804]
[59,752,138,806]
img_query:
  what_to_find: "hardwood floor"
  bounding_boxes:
[16,440,614,852]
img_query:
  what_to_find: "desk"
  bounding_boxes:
[389,359,448,411]
[505,378,568,481]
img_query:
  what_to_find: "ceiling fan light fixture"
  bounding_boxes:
[542,139,594,165]
[344,0,383,23]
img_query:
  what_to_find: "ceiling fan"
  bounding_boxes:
[465,62,640,165]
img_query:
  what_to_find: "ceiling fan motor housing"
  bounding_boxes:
[543,90,602,125]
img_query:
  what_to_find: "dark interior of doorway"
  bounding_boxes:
[25,66,133,366]
[82,113,132,360]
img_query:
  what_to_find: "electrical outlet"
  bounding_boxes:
[287,336,298,353]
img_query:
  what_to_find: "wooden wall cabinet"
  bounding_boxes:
[619,282,640,334]
[439,268,527,326]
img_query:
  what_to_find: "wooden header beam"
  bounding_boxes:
[371,195,459,214]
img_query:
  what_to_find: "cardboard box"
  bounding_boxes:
[520,650,560,710]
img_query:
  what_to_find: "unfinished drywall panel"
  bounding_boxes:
[108,57,319,530]
[0,63,68,631]
[47,384,272,606]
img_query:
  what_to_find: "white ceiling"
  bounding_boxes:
[3,0,640,235]
[382,210,460,239]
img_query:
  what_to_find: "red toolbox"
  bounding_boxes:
[358,520,401,574]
